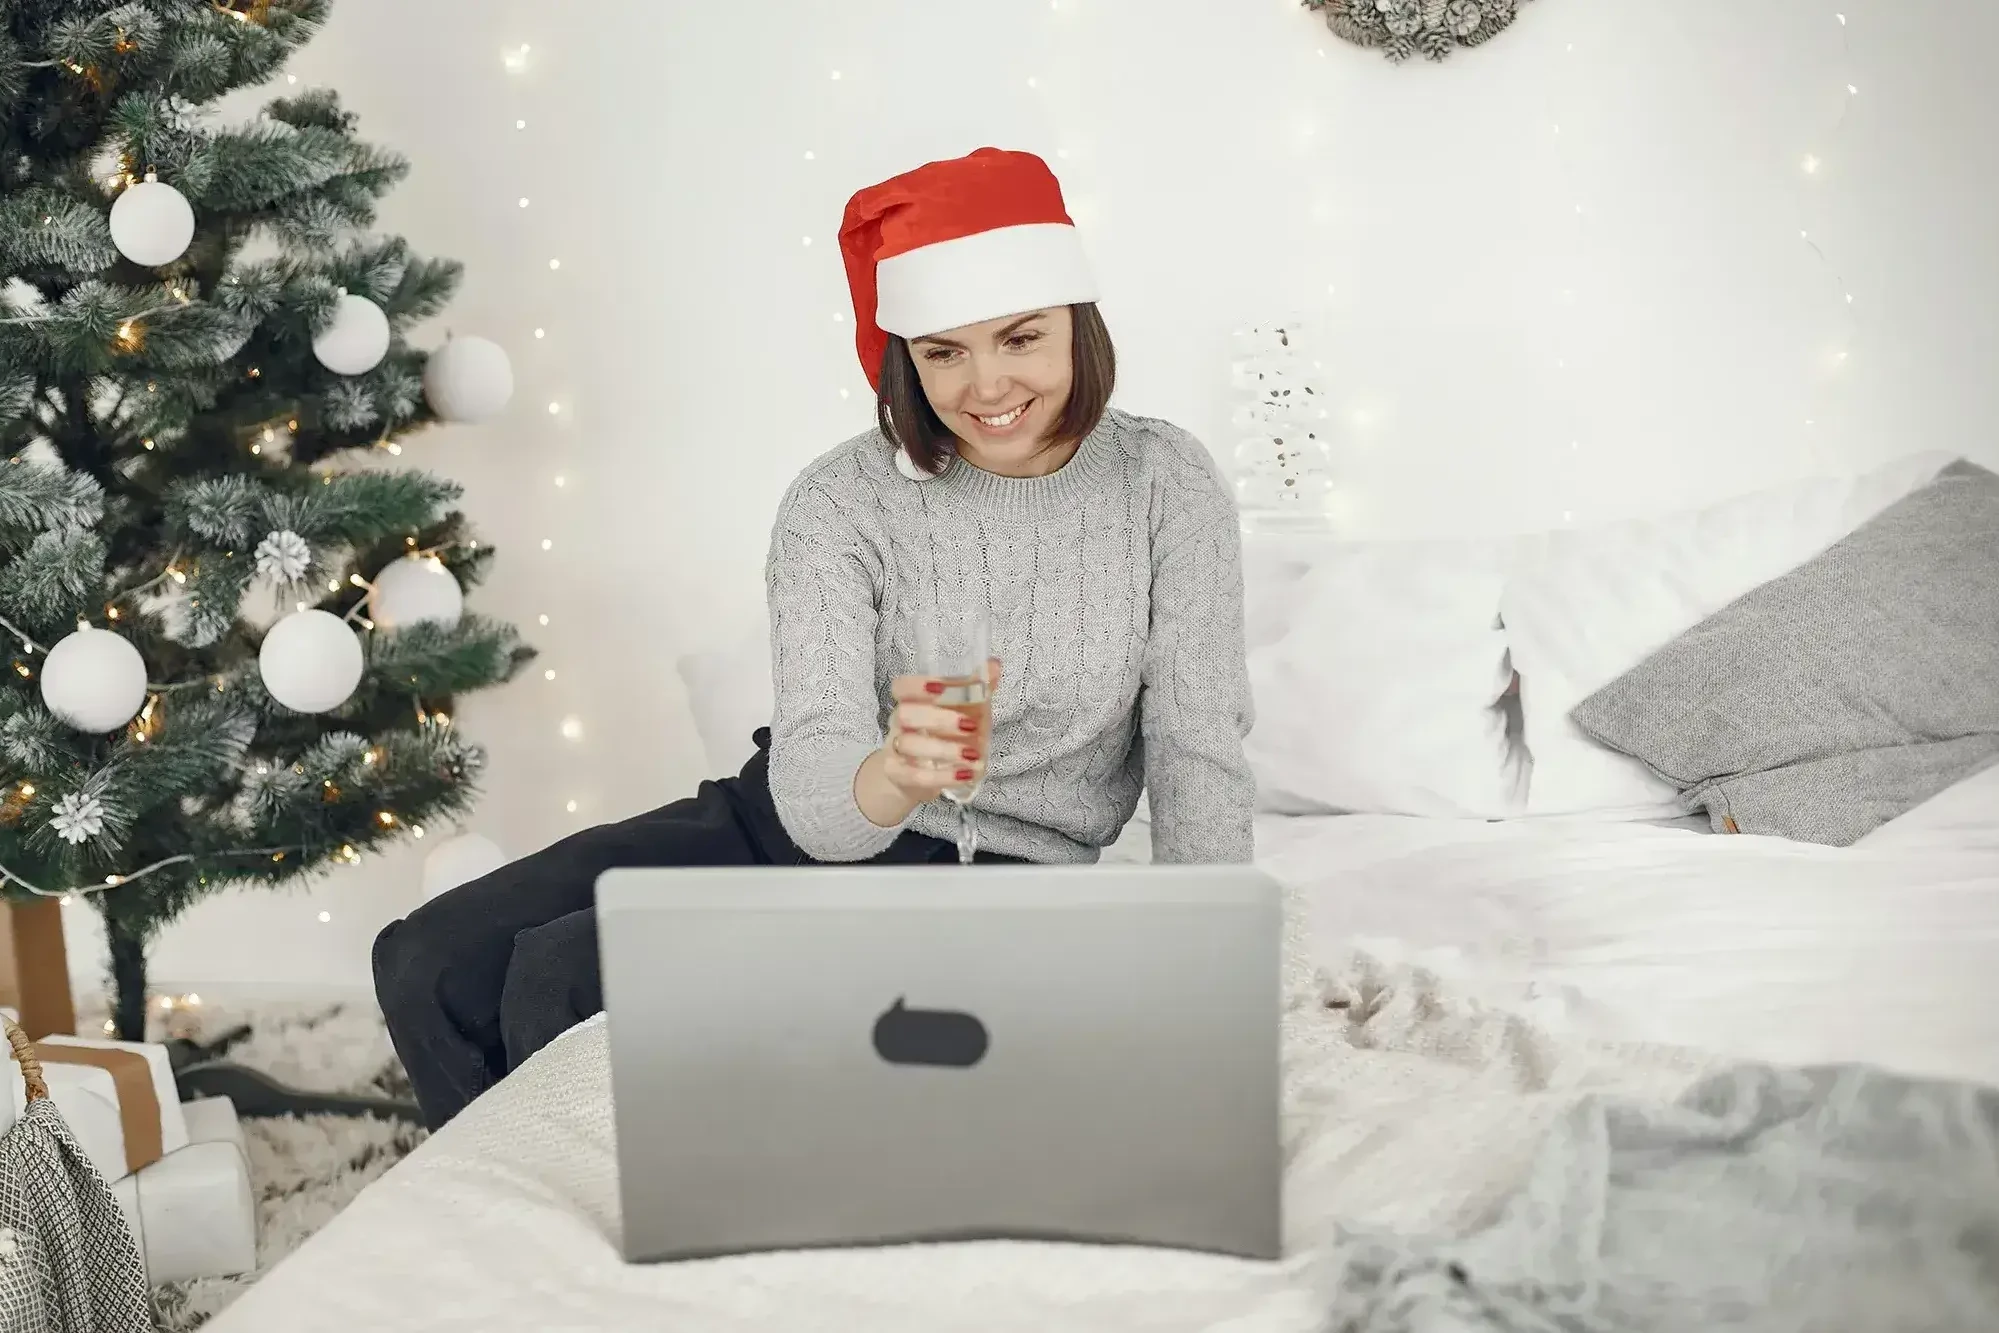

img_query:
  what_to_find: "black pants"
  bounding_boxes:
[372,729,1019,1131]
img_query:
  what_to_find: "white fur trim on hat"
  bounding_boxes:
[894,447,936,481]
[875,222,1097,340]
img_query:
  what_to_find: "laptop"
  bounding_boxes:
[595,863,1283,1264]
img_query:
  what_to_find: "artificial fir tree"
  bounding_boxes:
[0,0,531,1047]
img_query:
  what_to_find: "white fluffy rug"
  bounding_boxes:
[96,999,427,1332]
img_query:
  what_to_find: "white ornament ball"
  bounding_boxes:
[259,609,364,714]
[108,177,195,267]
[311,292,391,376]
[40,627,149,733]
[420,833,508,901]
[423,336,515,423]
[367,555,464,631]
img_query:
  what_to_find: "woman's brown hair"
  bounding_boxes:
[876,303,1117,477]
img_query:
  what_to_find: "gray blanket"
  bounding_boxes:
[1326,1063,1999,1333]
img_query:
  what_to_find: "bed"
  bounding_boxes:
[205,759,1999,1333]
[209,453,1999,1329]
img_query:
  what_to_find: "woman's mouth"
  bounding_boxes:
[971,400,1033,434]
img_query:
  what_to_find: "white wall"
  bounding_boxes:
[68,0,1999,999]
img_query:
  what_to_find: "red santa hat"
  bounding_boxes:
[839,147,1098,392]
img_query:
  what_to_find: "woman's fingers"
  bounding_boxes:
[894,701,979,739]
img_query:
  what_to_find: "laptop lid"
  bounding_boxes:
[596,863,1282,1263]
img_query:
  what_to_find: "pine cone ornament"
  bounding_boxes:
[1344,0,1384,31]
[254,528,312,583]
[1462,2,1514,44]
[1419,27,1457,59]
[1421,0,1450,31]
[50,790,105,845]
[1326,5,1387,46]
[1382,33,1419,61]
[1381,0,1423,38]
[1445,0,1483,38]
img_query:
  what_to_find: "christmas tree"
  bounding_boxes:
[0,0,531,1043]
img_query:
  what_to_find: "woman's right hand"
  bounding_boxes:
[852,661,1000,828]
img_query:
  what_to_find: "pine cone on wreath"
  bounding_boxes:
[1381,0,1424,38]
[1344,0,1384,31]
[1328,12,1387,46]
[1382,33,1419,61]
[1445,0,1483,39]
[1418,27,1457,60]
[1461,2,1514,44]
[1421,0,1450,31]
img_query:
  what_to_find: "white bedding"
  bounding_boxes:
[208,763,1999,1332]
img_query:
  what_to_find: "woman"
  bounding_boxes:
[373,147,1256,1132]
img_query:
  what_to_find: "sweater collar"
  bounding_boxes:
[926,410,1126,517]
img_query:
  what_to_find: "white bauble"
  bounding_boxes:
[258,609,364,713]
[420,833,508,901]
[40,627,148,733]
[367,555,464,630]
[423,336,514,423]
[311,292,391,375]
[108,176,195,267]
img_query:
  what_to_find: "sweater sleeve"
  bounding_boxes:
[1139,431,1257,865]
[764,473,904,862]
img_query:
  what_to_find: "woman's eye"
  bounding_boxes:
[1005,333,1041,350]
[923,348,958,363]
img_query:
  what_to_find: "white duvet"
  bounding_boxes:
[208,764,1999,1332]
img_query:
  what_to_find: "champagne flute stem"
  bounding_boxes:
[956,803,978,865]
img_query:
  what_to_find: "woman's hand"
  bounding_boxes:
[853,659,1001,829]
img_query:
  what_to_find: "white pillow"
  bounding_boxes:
[1243,539,1522,818]
[676,624,773,776]
[1499,452,1955,817]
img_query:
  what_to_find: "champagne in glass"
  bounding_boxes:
[916,600,990,865]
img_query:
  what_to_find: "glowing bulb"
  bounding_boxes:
[561,716,583,741]
[830,69,841,80]
[1802,154,1820,174]
[565,799,579,813]
[1847,84,1858,95]
[538,614,550,626]
[515,118,527,130]
[839,388,850,399]
[540,538,553,550]
[1027,75,1038,88]
[543,668,556,681]
[1562,511,1573,523]
[802,236,812,246]
[553,475,566,487]
[804,150,816,160]
[287,74,297,84]
[548,258,560,270]
[318,910,331,923]
[547,401,560,414]
[518,197,530,208]
[533,327,545,339]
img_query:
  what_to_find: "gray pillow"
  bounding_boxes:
[1570,459,1999,846]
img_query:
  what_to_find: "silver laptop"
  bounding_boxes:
[595,863,1283,1264]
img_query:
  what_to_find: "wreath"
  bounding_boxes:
[1303,0,1537,63]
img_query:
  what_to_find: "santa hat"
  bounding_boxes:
[839,147,1097,393]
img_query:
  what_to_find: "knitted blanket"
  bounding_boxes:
[1325,1061,1999,1332]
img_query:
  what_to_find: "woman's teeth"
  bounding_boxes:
[977,403,1029,428]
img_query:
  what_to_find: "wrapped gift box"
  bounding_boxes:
[7,1033,189,1182]
[110,1096,258,1285]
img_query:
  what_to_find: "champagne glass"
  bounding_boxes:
[915,597,990,865]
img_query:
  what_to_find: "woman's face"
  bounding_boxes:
[908,306,1075,474]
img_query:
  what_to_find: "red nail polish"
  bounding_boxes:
[961,747,979,761]
[958,717,977,732]
[955,768,974,782]
[925,681,945,694]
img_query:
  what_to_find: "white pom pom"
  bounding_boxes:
[311,291,391,376]
[40,627,148,732]
[423,336,515,423]
[367,555,464,630]
[894,447,937,481]
[420,832,508,900]
[259,610,364,713]
[108,176,195,267]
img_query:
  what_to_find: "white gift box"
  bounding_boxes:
[111,1095,258,1285]
[9,1034,190,1183]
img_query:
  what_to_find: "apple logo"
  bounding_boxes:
[871,997,989,1068]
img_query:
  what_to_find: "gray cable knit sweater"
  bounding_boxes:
[763,408,1256,865]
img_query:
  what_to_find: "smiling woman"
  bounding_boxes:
[372,147,1257,1134]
